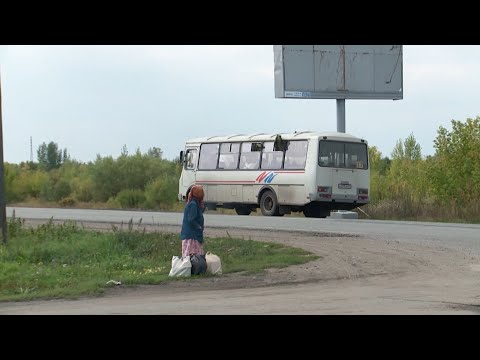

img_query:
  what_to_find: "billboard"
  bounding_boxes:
[274,45,403,100]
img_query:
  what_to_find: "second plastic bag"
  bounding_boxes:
[205,252,222,275]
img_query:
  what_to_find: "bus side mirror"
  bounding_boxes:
[179,151,184,164]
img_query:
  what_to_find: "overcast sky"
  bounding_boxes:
[1,45,479,164]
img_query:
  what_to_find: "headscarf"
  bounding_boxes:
[188,185,205,208]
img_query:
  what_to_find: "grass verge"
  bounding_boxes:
[0,215,317,302]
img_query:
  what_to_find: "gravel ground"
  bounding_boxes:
[2,219,480,314]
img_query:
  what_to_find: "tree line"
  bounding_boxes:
[5,142,182,211]
[366,117,480,222]
[4,116,480,223]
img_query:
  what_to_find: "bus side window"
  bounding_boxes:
[284,140,307,169]
[219,143,239,169]
[240,153,259,169]
[239,155,247,169]
[240,142,260,169]
[261,141,283,170]
[199,143,220,170]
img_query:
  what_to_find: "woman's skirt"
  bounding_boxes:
[182,239,205,257]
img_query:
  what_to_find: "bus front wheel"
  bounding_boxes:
[260,190,279,216]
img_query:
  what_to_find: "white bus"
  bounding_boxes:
[178,131,370,218]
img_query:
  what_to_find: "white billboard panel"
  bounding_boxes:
[274,45,403,100]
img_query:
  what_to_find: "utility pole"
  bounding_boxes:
[30,136,33,162]
[0,69,7,244]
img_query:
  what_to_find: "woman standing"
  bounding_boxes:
[180,185,206,257]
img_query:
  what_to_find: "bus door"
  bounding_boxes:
[182,148,198,188]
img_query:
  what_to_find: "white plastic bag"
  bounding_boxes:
[168,256,192,277]
[205,252,222,275]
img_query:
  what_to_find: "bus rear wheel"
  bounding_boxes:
[235,207,252,216]
[260,190,279,216]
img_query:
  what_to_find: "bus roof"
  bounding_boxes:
[185,131,367,144]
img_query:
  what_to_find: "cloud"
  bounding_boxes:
[404,45,480,90]
[407,63,479,84]
[6,45,480,164]
[142,45,274,87]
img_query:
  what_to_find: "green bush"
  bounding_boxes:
[144,177,178,210]
[58,196,76,207]
[72,178,94,202]
[115,189,146,209]
[53,179,72,201]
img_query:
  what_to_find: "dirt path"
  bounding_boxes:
[2,220,480,314]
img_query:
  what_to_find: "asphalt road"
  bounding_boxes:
[7,207,480,254]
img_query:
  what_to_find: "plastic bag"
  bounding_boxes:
[205,252,222,275]
[168,256,192,277]
[190,254,207,275]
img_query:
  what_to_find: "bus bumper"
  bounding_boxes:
[309,192,369,204]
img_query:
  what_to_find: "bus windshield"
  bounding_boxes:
[319,140,368,169]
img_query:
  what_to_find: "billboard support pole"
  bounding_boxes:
[336,99,345,133]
